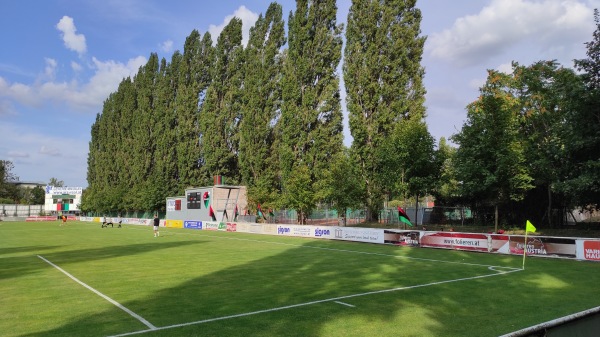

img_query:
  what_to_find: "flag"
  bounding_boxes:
[526,220,536,233]
[203,191,210,208]
[209,205,216,221]
[257,203,266,220]
[522,220,537,269]
[398,207,413,227]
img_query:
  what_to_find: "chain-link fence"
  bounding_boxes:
[236,207,366,225]
[379,206,472,227]
[237,206,472,226]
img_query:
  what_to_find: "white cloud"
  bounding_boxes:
[427,0,595,67]
[160,39,174,52]
[0,56,146,112]
[44,58,57,79]
[0,80,34,105]
[0,99,17,116]
[76,56,147,107]
[56,16,87,56]
[426,87,470,111]
[469,77,486,90]
[208,6,259,47]
[496,62,514,74]
[8,151,29,158]
[0,122,89,186]
[71,61,83,72]
[39,145,61,156]
[0,63,35,77]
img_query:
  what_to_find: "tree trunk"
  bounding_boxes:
[547,184,552,228]
[494,204,499,233]
[415,193,419,228]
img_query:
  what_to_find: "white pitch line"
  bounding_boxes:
[126,226,521,271]
[108,267,522,337]
[335,301,355,307]
[37,255,157,330]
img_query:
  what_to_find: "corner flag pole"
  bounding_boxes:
[522,220,537,270]
[522,230,528,270]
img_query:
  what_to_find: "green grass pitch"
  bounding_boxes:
[1,221,599,337]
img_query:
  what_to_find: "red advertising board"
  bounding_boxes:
[576,240,600,261]
[501,236,576,258]
[583,241,600,260]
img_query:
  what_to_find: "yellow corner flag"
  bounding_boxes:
[526,220,536,233]
[522,220,536,270]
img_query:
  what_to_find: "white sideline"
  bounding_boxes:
[37,255,157,330]
[126,226,522,272]
[108,267,522,337]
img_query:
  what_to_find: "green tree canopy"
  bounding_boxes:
[0,160,19,202]
[239,3,286,207]
[344,0,426,220]
[48,177,64,187]
[200,18,244,184]
[280,0,344,215]
[452,70,533,229]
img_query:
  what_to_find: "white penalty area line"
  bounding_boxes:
[37,255,157,331]
[108,267,522,337]
[334,301,355,307]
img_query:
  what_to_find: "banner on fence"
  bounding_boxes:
[384,230,421,246]
[576,240,600,261]
[70,216,600,262]
[184,221,202,229]
[165,220,183,228]
[204,221,219,231]
[26,216,57,222]
[332,227,384,244]
[498,236,576,258]
[420,232,490,252]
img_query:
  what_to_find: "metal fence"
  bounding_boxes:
[237,207,472,226]
[83,210,165,219]
[236,208,366,225]
[379,206,473,227]
[0,204,44,218]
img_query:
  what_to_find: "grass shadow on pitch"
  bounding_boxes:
[0,245,63,256]
[0,240,206,282]
[14,230,600,337]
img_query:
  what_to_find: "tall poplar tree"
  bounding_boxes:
[85,77,138,213]
[199,19,244,184]
[147,56,179,207]
[344,0,427,220]
[176,31,214,190]
[115,77,138,210]
[130,54,160,210]
[239,2,286,205]
[280,0,344,216]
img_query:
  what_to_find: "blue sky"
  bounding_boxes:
[1,0,598,188]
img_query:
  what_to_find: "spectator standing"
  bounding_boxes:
[153,214,160,237]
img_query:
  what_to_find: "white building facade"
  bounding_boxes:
[44,186,83,214]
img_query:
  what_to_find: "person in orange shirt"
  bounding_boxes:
[61,215,67,226]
